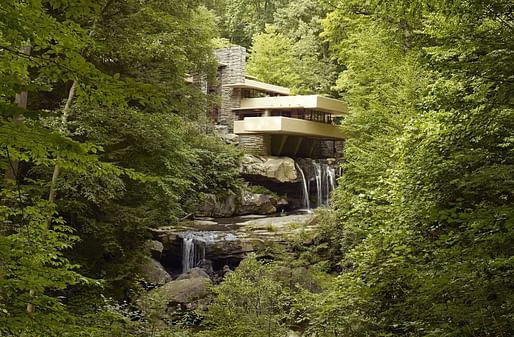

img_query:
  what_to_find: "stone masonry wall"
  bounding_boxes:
[239,135,271,156]
[320,140,345,158]
[214,47,246,131]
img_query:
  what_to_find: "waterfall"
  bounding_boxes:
[327,166,336,197]
[295,162,310,210]
[313,162,323,207]
[180,232,216,273]
[316,161,337,207]
[296,159,339,209]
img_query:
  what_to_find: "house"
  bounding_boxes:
[210,46,346,158]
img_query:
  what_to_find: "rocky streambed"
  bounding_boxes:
[136,211,319,325]
[146,212,317,277]
[134,153,340,325]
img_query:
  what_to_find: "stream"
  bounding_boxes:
[162,158,340,275]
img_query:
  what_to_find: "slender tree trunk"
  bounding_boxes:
[48,164,61,203]
[4,44,31,184]
[6,44,37,314]
[26,290,35,313]
[48,80,77,202]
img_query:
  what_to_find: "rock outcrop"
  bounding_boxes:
[138,269,211,324]
[196,193,238,217]
[139,258,172,285]
[238,190,282,215]
[240,154,298,183]
[150,213,317,272]
[145,240,164,259]
[195,189,288,217]
[176,267,210,281]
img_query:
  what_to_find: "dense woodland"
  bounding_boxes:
[1,0,513,336]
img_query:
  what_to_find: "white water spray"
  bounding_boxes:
[295,162,310,210]
[296,159,339,208]
[180,232,217,273]
[313,162,323,207]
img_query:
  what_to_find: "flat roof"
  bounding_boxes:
[233,95,348,115]
[226,79,291,96]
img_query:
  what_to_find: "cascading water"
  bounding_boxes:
[327,166,336,201]
[296,159,339,208]
[180,232,217,273]
[295,162,310,210]
[313,162,323,207]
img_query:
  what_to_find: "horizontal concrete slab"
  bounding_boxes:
[234,95,347,115]
[234,116,345,140]
[226,79,291,96]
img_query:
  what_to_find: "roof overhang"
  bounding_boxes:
[234,95,347,115]
[226,79,291,96]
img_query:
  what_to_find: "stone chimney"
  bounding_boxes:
[214,47,246,130]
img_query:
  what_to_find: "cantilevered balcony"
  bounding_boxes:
[232,94,347,140]
[234,116,344,140]
[235,95,347,115]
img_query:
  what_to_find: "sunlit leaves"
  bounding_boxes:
[317,0,514,336]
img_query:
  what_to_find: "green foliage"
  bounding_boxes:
[245,0,338,95]
[302,208,344,271]
[0,0,238,297]
[246,27,300,90]
[314,1,514,336]
[272,0,338,94]
[0,193,98,336]
[185,125,243,198]
[204,0,289,48]
[0,0,241,336]
[200,255,290,337]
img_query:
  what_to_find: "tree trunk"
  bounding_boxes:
[4,44,31,184]
[48,80,77,202]
[5,44,37,314]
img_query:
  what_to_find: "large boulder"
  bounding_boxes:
[145,240,164,259]
[196,193,237,217]
[241,155,297,183]
[139,258,172,285]
[141,271,211,309]
[176,267,210,280]
[137,270,211,325]
[238,190,278,215]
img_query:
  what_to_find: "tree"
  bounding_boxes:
[0,0,241,335]
[245,0,338,95]
[273,0,338,94]
[313,1,514,336]
[200,255,290,337]
[246,27,301,89]
[204,0,289,48]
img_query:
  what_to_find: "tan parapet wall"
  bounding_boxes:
[226,79,290,96]
[238,95,348,115]
[234,117,345,140]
